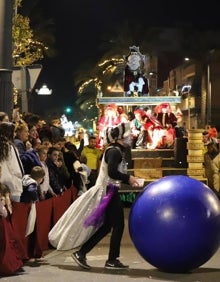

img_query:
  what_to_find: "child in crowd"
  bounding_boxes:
[20,166,45,203]
[37,146,57,200]
[41,137,52,149]
[0,183,11,217]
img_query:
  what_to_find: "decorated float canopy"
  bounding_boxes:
[97,45,181,105]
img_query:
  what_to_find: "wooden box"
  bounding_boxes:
[134,168,163,179]
[187,168,205,176]
[133,157,162,169]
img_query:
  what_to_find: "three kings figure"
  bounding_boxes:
[123,46,149,97]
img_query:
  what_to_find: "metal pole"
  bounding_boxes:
[188,91,191,129]
[207,64,211,125]
[0,0,13,115]
[21,66,29,114]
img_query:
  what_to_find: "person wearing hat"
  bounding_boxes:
[142,107,163,149]
[155,103,177,148]
[97,104,121,149]
[123,47,149,97]
[49,122,140,270]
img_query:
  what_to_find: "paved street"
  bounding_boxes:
[2,208,220,282]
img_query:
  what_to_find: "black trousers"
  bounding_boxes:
[79,191,124,261]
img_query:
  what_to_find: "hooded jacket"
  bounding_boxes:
[20,175,39,203]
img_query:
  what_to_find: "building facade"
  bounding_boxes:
[163,50,220,130]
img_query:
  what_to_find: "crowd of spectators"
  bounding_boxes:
[0,109,95,276]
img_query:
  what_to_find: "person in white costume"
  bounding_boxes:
[48,122,140,270]
[0,122,24,202]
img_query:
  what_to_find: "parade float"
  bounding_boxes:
[96,46,207,204]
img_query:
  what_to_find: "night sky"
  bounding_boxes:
[26,0,220,118]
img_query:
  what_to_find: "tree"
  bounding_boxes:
[12,0,55,66]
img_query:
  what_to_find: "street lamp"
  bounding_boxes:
[36,84,52,95]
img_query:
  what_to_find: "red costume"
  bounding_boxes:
[0,208,27,276]
[97,104,121,149]
[208,126,218,139]
[143,108,163,149]
[155,103,177,148]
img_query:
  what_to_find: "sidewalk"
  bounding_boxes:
[2,208,220,282]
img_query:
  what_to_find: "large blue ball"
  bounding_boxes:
[129,175,220,273]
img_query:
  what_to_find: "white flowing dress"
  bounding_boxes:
[48,154,109,250]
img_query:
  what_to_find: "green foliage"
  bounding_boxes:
[12,0,49,66]
[12,14,47,66]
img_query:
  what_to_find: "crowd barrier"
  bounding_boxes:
[10,185,78,258]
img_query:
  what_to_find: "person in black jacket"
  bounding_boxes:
[46,147,67,195]
[72,122,140,270]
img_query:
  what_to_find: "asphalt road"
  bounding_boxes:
[2,208,220,282]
